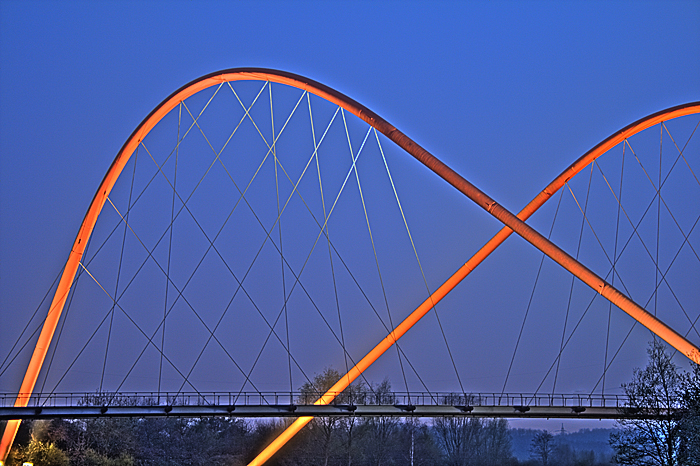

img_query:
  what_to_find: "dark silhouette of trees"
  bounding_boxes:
[357,379,400,466]
[299,367,344,466]
[609,341,690,466]
[5,415,623,466]
[433,395,514,466]
[297,367,374,466]
[434,416,483,465]
[679,363,700,465]
[551,442,610,466]
[529,430,554,466]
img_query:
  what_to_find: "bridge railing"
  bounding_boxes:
[0,391,629,409]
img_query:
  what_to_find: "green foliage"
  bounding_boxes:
[7,438,70,466]
[84,449,135,466]
[6,416,252,466]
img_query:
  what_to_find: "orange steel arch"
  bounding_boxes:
[0,67,698,461]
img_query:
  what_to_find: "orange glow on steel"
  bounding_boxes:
[247,417,313,466]
[1,67,697,462]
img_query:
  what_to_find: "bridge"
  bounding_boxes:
[0,391,675,421]
[1,69,698,464]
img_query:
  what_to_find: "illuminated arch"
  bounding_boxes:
[1,67,698,461]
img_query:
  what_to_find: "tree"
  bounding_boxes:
[529,430,554,466]
[338,379,369,466]
[434,416,483,466]
[358,379,400,466]
[609,340,686,466]
[8,438,70,466]
[298,367,357,466]
[679,363,700,465]
[401,421,442,466]
[5,422,70,466]
[433,394,514,466]
[481,418,514,465]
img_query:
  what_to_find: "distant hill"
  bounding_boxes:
[510,427,616,463]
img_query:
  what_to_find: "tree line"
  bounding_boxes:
[2,410,610,466]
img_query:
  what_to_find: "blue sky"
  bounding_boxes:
[1,1,699,431]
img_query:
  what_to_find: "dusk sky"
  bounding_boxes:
[1,1,699,432]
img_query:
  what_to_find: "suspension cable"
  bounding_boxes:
[603,142,625,394]
[309,93,350,376]
[552,166,594,394]
[501,188,564,395]
[101,142,140,393]
[343,110,411,395]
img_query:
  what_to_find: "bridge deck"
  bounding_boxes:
[0,404,676,420]
[0,391,675,420]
